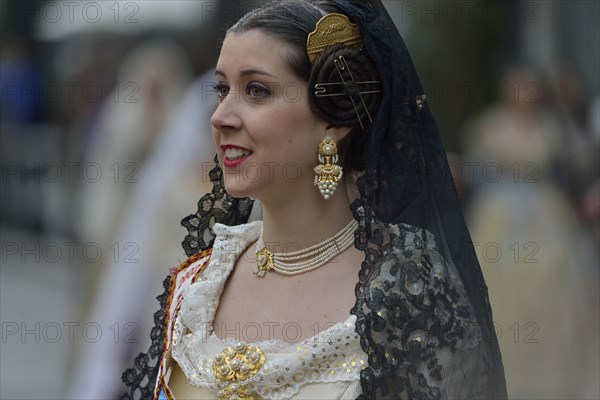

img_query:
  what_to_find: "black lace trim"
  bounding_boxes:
[120,275,170,400]
[181,156,254,256]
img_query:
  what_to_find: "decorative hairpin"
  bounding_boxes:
[314,56,380,129]
[416,95,427,111]
[306,13,362,64]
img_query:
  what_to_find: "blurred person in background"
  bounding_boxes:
[0,34,45,124]
[47,34,128,232]
[74,39,193,249]
[548,61,600,252]
[66,39,194,399]
[462,65,599,398]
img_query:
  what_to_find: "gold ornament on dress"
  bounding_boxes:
[306,13,362,64]
[314,135,342,199]
[211,342,265,400]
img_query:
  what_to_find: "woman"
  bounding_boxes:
[122,0,507,398]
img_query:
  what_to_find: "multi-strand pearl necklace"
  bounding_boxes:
[254,219,358,277]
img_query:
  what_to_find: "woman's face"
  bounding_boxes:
[210,30,329,203]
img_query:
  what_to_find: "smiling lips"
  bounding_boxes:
[221,145,252,168]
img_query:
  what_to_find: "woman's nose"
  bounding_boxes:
[210,93,242,132]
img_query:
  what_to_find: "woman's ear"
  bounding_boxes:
[325,125,353,143]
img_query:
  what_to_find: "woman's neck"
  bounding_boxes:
[259,181,354,252]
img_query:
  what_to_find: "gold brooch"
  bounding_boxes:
[306,13,362,64]
[254,246,274,278]
[212,342,265,400]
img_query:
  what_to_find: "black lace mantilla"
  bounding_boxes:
[351,206,496,399]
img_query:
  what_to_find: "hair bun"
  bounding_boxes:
[308,44,381,129]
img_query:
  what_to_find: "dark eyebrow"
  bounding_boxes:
[215,68,278,79]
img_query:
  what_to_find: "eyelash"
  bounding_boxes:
[210,83,229,101]
[210,82,272,102]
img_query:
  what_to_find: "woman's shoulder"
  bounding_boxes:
[168,220,262,283]
[212,220,262,243]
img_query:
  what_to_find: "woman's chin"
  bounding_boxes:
[223,180,255,199]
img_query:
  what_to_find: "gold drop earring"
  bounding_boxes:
[314,135,342,199]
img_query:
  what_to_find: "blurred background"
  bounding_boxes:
[0,0,598,399]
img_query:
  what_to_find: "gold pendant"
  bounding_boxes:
[254,247,274,278]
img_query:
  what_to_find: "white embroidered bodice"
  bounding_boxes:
[169,222,367,399]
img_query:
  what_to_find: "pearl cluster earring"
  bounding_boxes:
[313,135,342,199]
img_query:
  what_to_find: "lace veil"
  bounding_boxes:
[122,0,507,398]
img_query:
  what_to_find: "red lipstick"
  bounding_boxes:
[221,144,252,168]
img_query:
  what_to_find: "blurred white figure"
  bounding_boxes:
[463,67,599,399]
[76,39,192,248]
[67,71,216,398]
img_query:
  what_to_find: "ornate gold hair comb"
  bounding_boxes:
[306,13,362,64]
[308,13,381,129]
